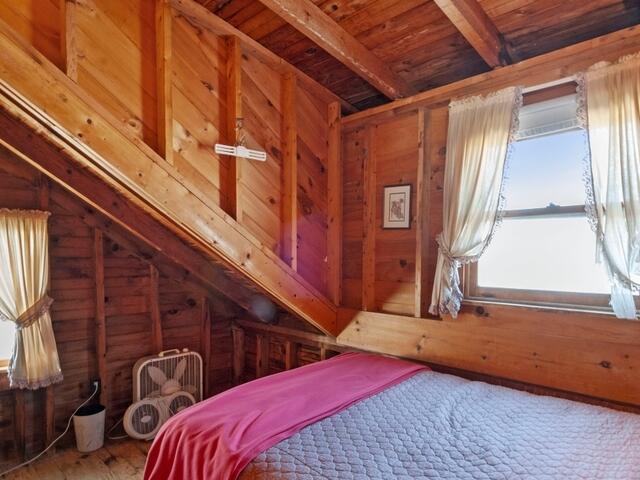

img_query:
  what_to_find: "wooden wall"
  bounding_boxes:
[337,28,640,407]
[0,148,237,465]
[342,114,421,315]
[0,0,342,335]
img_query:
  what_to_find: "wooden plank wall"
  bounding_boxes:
[296,87,330,294]
[337,31,640,406]
[341,114,421,315]
[0,1,63,71]
[75,1,158,147]
[241,49,283,253]
[0,0,337,316]
[0,149,236,465]
[171,13,229,208]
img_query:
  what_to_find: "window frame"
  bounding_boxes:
[464,205,613,311]
[463,82,626,313]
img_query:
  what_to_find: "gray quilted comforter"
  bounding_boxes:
[238,371,640,479]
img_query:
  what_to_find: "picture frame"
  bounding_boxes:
[382,184,411,229]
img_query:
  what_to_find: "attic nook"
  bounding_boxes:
[0,0,639,478]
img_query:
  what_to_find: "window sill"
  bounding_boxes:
[462,297,619,317]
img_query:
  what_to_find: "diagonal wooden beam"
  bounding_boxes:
[434,0,509,68]
[170,0,356,113]
[256,0,414,100]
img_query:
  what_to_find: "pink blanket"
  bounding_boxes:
[144,352,427,480]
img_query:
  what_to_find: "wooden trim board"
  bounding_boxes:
[337,307,640,405]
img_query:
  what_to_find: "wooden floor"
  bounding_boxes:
[2,440,149,479]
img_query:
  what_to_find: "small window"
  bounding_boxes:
[465,91,638,310]
[0,321,14,368]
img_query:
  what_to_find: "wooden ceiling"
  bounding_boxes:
[197,0,640,110]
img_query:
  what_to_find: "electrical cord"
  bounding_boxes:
[0,383,99,478]
[106,417,128,441]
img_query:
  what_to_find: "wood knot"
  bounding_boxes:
[201,81,214,92]
[600,360,612,369]
[399,259,407,268]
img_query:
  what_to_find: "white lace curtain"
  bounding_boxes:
[429,87,523,317]
[580,54,640,319]
[0,209,62,389]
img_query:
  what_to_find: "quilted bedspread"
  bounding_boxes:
[239,371,640,479]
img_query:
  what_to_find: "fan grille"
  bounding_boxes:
[134,351,203,402]
[130,402,161,436]
[169,393,195,415]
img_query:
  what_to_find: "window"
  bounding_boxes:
[0,321,14,368]
[465,91,638,310]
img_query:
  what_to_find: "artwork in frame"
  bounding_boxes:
[383,184,411,229]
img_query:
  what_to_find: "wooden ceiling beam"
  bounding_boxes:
[256,0,415,100]
[342,25,640,127]
[170,0,356,113]
[434,0,509,68]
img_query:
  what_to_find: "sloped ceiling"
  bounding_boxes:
[197,0,640,110]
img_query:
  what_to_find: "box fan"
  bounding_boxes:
[124,349,202,440]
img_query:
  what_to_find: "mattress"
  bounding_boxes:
[239,371,640,479]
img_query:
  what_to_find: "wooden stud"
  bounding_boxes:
[155,0,174,163]
[231,326,245,385]
[149,265,163,353]
[200,296,212,397]
[255,334,268,379]
[433,0,508,68]
[284,340,298,370]
[327,101,342,305]
[60,0,77,81]
[361,126,376,311]
[44,387,55,449]
[14,389,25,460]
[37,174,56,449]
[414,108,430,318]
[94,229,108,408]
[256,0,413,99]
[224,36,243,220]
[319,344,327,361]
[280,73,297,270]
[37,174,50,210]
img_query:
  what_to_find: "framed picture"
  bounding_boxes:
[382,184,411,229]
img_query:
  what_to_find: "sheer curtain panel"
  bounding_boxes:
[0,209,62,389]
[429,87,523,317]
[580,54,640,319]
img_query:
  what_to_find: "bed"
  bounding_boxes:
[144,352,640,480]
